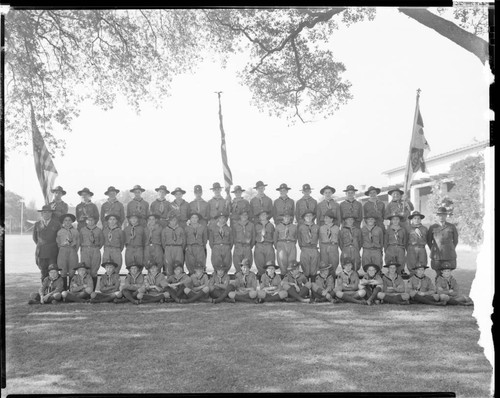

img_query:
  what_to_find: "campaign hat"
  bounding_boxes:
[276,183,291,191]
[77,187,94,196]
[51,186,67,195]
[343,185,358,192]
[130,184,146,193]
[48,263,61,272]
[171,187,186,195]
[231,185,243,193]
[254,181,267,189]
[101,261,119,269]
[210,182,223,190]
[155,185,170,193]
[364,186,381,196]
[362,263,381,273]
[38,205,54,212]
[388,188,404,196]
[59,213,76,223]
[104,214,121,222]
[408,211,425,220]
[104,186,120,195]
[301,183,313,192]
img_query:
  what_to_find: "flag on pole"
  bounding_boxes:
[403,90,430,195]
[216,92,233,195]
[31,105,58,204]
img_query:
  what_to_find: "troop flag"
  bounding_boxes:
[31,105,58,204]
[216,92,233,195]
[403,90,431,194]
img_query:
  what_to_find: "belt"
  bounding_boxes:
[364,246,381,250]
[411,244,426,248]
[256,241,273,245]
[235,242,251,246]
[165,244,183,247]
[214,243,231,246]
[278,240,296,243]
[388,244,405,247]
[147,243,162,246]
[81,245,100,248]
[320,242,338,245]
[301,244,318,248]
[188,243,202,246]
[127,245,144,248]
[105,245,122,249]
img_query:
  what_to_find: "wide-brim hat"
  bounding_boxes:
[210,182,223,190]
[276,183,291,191]
[436,207,449,215]
[254,181,267,189]
[343,185,358,192]
[320,185,336,195]
[104,186,120,195]
[215,211,229,219]
[189,212,202,219]
[364,186,381,196]
[439,261,454,270]
[341,256,354,267]
[73,262,91,270]
[77,187,94,196]
[38,205,54,212]
[386,213,403,221]
[301,184,313,192]
[256,210,270,218]
[130,185,146,193]
[323,210,336,220]
[408,211,425,220]
[301,210,315,219]
[48,263,61,272]
[318,263,333,272]
[171,187,186,195]
[264,262,278,269]
[231,185,243,193]
[104,214,121,222]
[59,213,76,223]
[155,185,169,193]
[126,263,144,271]
[286,260,300,271]
[388,188,404,196]
[413,263,429,270]
[51,186,67,195]
[145,261,160,270]
[101,261,119,269]
[383,260,401,268]
[362,263,381,273]
[194,185,203,193]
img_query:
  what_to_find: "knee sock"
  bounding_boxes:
[92,277,98,292]
[214,286,234,303]
[234,293,256,303]
[340,293,364,304]
[62,277,68,291]
[141,294,164,303]
[183,291,206,303]
[286,288,304,301]
[122,290,137,303]
[368,286,382,302]
[382,294,403,304]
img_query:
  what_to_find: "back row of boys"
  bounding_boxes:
[34,181,458,291]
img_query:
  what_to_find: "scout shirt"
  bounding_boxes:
[229,197,252,223]
[40,275,64,295]
[407,274,435,294]
[361,225,384,249]
[56,225,80,250]
[274,221,298,245]
[190,271,210,290]
[359,273,383,288]
[49,199,69,221]
[166,272,191,289]
[126,198,149,220]
[79,225,104,249]
[100,199,125,227]
[384,200,414,223]
[209,272,231,289]
[298,222,320,248]
[232,271,258,291]
[338,225,362,251]
[161,224,186,248]
[317,199,341,226]
[435,275,460,296]
[314,273,334,292]
[145,224,163,246]
[124,224,147,247]
[362,199,385,227]
[208,222,233,248]
[185,224,208,246]
[408,223,428,248]
[99,272,121,294]
[123,272,145,291]
[273,196,295,224]
[33,217,61,259]
[255,221,275,244]
[170,198,190,225]
[384,225,407,250]
[318,223,340,245]
[75,201,100,229]
[103,226,125,250]
[427,222,459,261]
[232,220,256,247]
[189,198,210,223]
[295,196,318,222]
[381,273,405,293]
[70,272,94,292]
[260,273,282,290]
[250,194,273,221]
[144,271,168,293]
[208,196,229,221]
[281,271,308,288]
[339,199,363,227]
[335,269,360,291]
[150,199,172,221]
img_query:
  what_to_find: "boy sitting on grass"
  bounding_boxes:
[257,262,287,303]
[436,262,473,306]
[228,258,259,303]
[117,263,144,305]
[137,261,169,304]
[209,266,233,304]
[311,262,335,303]
[407,263,445,306]
[281,260,311,303]
[28,263,64,305]
[90,261,122,303]
[165,261,192,303]
[359,263,383,305]
[179,262,210,303]
[334,257,366,304]
[377,260,410,305]
[62,262,93,303]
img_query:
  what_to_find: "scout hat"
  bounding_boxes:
[408,210,425,220]
[301,210,314,219]
[436,206,450,215]
[318,262,333,272]
[171,187,186,195]
[104,214,121,222]
[383,258,401,268]
[362,263,381,273]
[386,212,403,221]
[364,186,381,196]
[77,187,94,196]
[215,211,229,219]
[341,257,354,267]
[126,262,144,271]
[194,185,203,193]
[147,214,160,220]
[59,213,76,223]
[231,185,243,193]
[413,263,429,270]
[264,261,278,269]
[388,187,404,196]
[130,184,146,193]
[342,214,355,221]
[47,263,61,272]
[324,210,336,220]
[301,183,313,192]
[287,260,300,271]
[364,213,377,220]
[256,209,270,218]
[38,204,54,212]
[74,262,91,270]
[104,186,120,195]
[254,181,267,189]
[145,260,160,270]
[189,212,202,220]
[127,213,142,220]
[173,261,184,271]
[210,182,223,190]
[276,183,291,191]
[101,261,119,269]
[320,185,336,195]
[155,185,170,193]
[343,185,358,192]
[51,186,66,195]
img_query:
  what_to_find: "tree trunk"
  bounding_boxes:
[398,8,489,65]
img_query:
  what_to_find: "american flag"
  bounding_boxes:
[216,92,233,194]
[31,105,58,204]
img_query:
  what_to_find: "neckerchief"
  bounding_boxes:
[260,222,267,241]
[414,274,425,291]
[326,199,332,209]
[87,226,96,244]
[130,225,136,240]
[413,224,423,238]
[342,270,352,286]
[108,226,119,242]
[167,225,177,242]
[64,226,73,244]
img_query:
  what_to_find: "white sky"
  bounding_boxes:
[5,7,491,207]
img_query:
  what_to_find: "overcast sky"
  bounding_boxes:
[5,7,491,208]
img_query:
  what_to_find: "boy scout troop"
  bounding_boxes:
[28,183,470,308]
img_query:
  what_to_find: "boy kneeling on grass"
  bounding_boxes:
[334,257,366,304]
[28,263,64,305]
[179,262,210,303]
[377,260,410,305]
[257,262,287,303]
[281,260,311,303]
[310,262,335,303]
[359,263,383,306]
[164,261,192,303]
[209,266,233,304]
[90,261,122,303]
[137,261,169,304]
[436,262,473,306]
[116,263,144,305]
[61,262,93,303]
[228,258,259,303]
[407,263,445,306]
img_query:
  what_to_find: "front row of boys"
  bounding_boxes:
[29,257,472,306]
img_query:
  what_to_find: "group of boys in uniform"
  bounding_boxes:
[29,182,472,306]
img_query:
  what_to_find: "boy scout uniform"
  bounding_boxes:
[96,262,121,297]
[49,186,69,221]
[29,264,64,304]
[64,263,94,302]
[318,210,340,271]
[359,263,383,305]
[254,211,276,276]
[121,264,145,303]
[209,269,232,303]
[427,207,459,274]
[334,263,363,300]
[189,185,210,228]
[139,262,169,303]
[295,184,318,225]
[170,187,190,228]
[339,185,363,229]
[407,211,429,275]
[75,188,100,230]
[127,185,150,227]
[144,216,165,270]
[184,216,208,274]
[362,186,385,233]
[208,212,233,273]
[384,213,408,273]
[280,261,310,301]
[273,211,298,275]
[258,264,285,302]
[181,265,210,303]
[298,211,320,278]
[56,214,80,281]
[231,211,255,272]
[79,221,104,283]
[165,263,192,301]
[231,265,258,299]
[273,183,295,225]
[123,218,146,267]
[250,181,273,224]
[100,186,126,228]
[208,182,230,228]
[33,205,61,281]
[379,262,409,304]
[317,186,341,226]
[311,263,335,302]
[150,185,173,228]
[407,264,442,305]
[338,217,362,271]
[161,215,186,275]
[229,186,252,226]
[384,188,414,232]
[361,218,384,267]
[102,215,126,272]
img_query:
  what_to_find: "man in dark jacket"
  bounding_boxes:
[33,204,61,281]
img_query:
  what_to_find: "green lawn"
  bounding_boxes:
[3,268,492,396]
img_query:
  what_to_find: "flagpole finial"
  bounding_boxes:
[417,88,421,97]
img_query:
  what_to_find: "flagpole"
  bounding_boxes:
[402,89,421,197]
[215,91,233,204]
